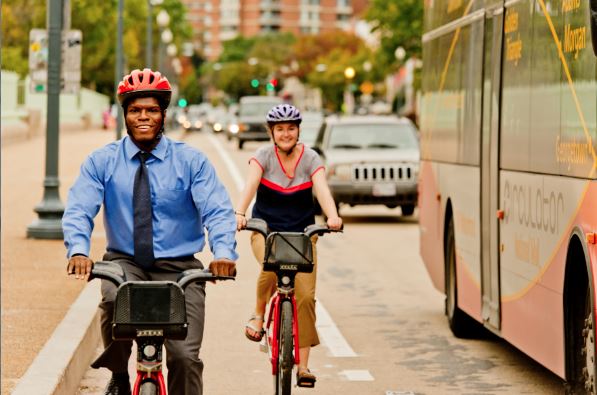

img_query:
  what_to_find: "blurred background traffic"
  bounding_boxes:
[2,0,422,144]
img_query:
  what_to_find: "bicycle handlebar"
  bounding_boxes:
[243,218,343,238]
[177,268,235,290]
[88,261,235,289]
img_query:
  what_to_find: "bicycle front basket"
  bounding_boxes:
[264,232,314,273]
[112,281,188,340]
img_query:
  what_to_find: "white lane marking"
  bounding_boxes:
[207,133,357,360]
[340,370,374,381]
[316,302,357,357]
[207,134,244,191]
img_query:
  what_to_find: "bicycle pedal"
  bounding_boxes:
[259,338,268,353]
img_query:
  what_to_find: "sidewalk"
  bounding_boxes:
[1,128,118,394]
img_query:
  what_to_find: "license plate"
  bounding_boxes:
[372,183,396,197]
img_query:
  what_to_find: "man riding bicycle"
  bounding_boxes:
[63,68,237,395]
[235,103,342,387]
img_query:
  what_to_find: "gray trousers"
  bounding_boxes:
[91,251,206,395]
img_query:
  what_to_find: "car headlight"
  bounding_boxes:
[329,164,352,181]
[194,120,202,128]
[183,121,191,129]
[213,122,222,132]
[229,124,239,134]
[177,115,187,124]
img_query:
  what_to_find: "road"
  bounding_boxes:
[79,129,565,394]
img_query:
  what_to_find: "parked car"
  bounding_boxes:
[235,95,283,149]
[299,111,325,147]
[312,115,420,216]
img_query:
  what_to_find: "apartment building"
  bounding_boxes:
[180,0,362,60]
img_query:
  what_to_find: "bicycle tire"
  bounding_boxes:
[275,300,294,395]
[139,380,159,395]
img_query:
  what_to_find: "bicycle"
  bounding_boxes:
[87,260,235,395]
[242,218,342,395]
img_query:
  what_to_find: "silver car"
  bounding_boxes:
[312,115,419,216]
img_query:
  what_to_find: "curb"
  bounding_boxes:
[11,281,101,395]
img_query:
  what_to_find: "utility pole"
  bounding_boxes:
[114,0,124,139]
[146,0,153,68]
[27,0,65,239]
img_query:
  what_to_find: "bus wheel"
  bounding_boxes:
[445,217,481,338]
[580,289,596,394]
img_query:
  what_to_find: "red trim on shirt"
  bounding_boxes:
[249,157,264,172]
[261,177,313,193]
[274,144,305,179]
[310,166,325,177]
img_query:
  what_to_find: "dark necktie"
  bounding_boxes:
[133,152,155,268]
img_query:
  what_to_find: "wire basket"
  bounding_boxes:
[264,232,314,273]
[112,281,188,340]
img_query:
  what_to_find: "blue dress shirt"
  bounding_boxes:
[62,135,238,262]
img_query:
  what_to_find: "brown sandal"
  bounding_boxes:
[244,314,265,342]
[296,368,316,388]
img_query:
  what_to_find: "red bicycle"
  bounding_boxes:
[243,218,341,395]
[88,261,234,395]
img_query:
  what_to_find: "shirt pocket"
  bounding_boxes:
[155,188,195,218]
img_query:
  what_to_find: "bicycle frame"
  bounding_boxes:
[87,261,234,395]
[266,287,301,374]
[243,218,342,394]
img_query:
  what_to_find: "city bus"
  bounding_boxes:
[419,0,597,390]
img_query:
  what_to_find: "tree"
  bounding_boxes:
[365,0,423,69]
[1,0,191,97]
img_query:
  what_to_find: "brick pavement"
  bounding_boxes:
[1,128,117,394]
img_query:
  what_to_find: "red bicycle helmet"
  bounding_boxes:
[117,68,172,108]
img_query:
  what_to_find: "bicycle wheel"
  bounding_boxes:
[275,300,294,395]
[139,380,158,395]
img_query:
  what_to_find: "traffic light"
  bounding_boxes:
[250,79,259,88]
[178,98,188,108]
[270,78,278,87]
[266,83,275,92]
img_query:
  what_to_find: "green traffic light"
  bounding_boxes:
[251,79,259,88]
[266,83,274,91]
[178,98,188,108]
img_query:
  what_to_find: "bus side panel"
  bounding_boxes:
[440,163,482,321]
[500,173,595,377]
[419,160,445,292]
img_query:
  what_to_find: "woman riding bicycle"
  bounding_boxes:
[235,103,342,387]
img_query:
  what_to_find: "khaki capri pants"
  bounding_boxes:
[250,232,320,348]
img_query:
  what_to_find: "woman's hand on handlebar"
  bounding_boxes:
[235,213,247,231]
[326,216,343,231]
[67,255,93,280]
[209,258,237,277]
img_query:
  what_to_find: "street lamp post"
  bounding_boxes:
[114,0,124,140]
[156,10,171,72]
[343,66,356,114]
[27,0,65,239]
[146,0,164,68]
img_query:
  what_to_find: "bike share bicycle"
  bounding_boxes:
[87,261,234,395]
[243,218,341,395]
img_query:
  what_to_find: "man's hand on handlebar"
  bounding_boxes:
[326,216,343,231]
[67,255,93,280]
[209,258,237,278]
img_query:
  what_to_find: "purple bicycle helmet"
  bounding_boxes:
[266,104,302,124]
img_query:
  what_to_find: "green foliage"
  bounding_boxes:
[365,0,423,68]
[2,0,191,98]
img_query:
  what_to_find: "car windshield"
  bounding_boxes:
[327,123,419,150]
[239,102,280,117]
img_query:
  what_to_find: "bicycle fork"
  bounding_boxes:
[267,293,301,375]
[132,337,167,394]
